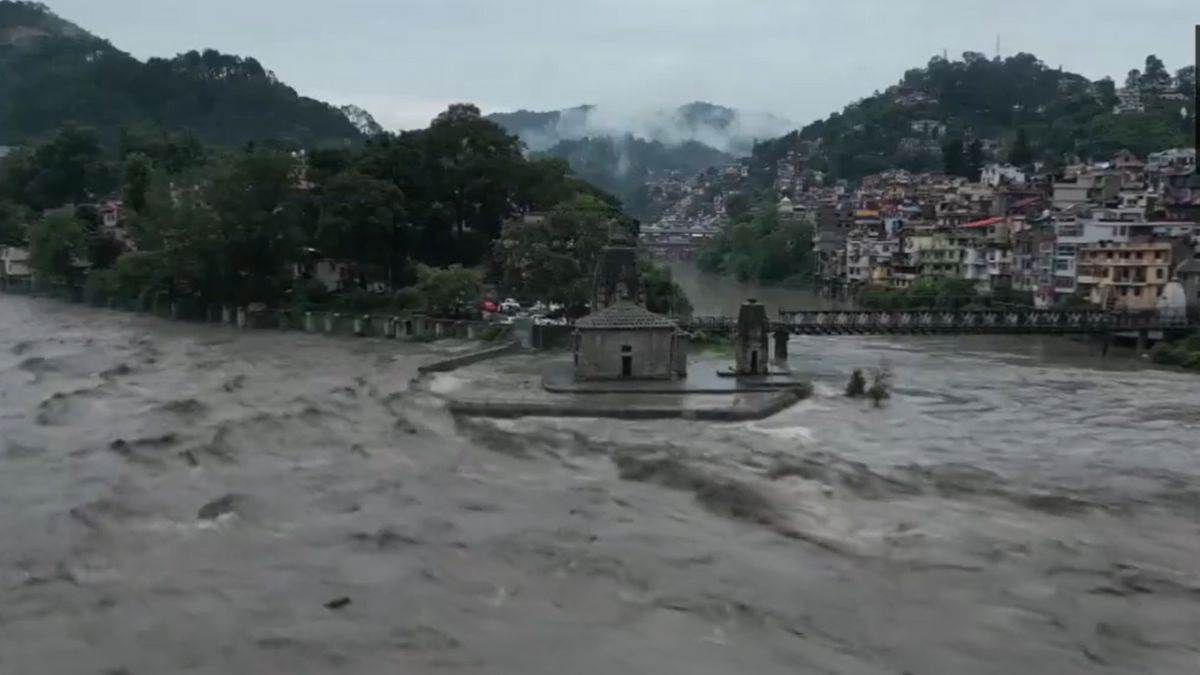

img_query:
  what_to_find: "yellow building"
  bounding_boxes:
[1077,238,1190,312]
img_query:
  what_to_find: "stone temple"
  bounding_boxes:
[574,239,688,381]
[734,299,770,375]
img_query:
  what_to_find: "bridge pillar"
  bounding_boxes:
[773,329,789,361]
[1137,329,1149,354]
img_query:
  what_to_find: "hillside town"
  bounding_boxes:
[641,146,1200,316]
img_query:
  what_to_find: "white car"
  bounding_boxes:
[499,298,521,313]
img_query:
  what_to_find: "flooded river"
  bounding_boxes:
[3,278,1200,674]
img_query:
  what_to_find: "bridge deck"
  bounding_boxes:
[684,310,1194,336]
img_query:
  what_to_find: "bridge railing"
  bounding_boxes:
[775,309,1191,333]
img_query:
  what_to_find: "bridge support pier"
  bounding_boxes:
[773,329,789,361]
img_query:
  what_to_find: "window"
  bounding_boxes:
[1157,269,1165,280]
[621,345,632,353]
[1133,288,1141,297]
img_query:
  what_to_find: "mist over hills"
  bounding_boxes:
[487,101,793,156]
[487,102,793,216]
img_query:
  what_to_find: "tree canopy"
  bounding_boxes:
[751,52,1194,185]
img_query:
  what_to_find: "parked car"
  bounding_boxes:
[500,298,521,313]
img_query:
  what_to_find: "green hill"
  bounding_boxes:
[0,1,363,147]
[752,52,1195,185]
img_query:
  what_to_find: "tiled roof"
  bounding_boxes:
[575,302,679,330]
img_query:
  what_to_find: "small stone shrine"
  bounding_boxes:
[574,238,688,381]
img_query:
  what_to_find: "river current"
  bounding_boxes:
[2,270,1199,674]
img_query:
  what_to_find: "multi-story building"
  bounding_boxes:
[1076,238,1191,312]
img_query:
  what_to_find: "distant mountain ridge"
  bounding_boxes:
[0,0,368,147]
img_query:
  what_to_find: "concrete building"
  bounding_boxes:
[1076,239,1190,312]
[981,164,1026,188]
[0,246,31,284]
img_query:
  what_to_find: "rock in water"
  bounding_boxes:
[324,596,352,610]
[197,494,242,520]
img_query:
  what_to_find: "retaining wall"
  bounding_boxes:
[0,285,509,346]
[417,341,522,374]
[447,388,806,421]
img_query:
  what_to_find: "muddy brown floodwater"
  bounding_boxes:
[3,286,1200,674]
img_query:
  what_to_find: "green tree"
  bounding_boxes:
[965,139,984,181]
[424,104,524,243]
[415,264,482,317]
[639,257,693,320]
[1143,55,1169,87]
[0,200,30,246]
[23,126,114,210]
[942,137,965,176]
[316,170,407,288]
[494,194,624,307]
[1008,128,1033,167]
[122,153,154,214]
[27,210,87,283]
[203,148,304,303]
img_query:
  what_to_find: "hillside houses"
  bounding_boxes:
[792,148,1200,314]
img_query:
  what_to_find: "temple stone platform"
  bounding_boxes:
[423,352,811,421]
[543,360,806,394]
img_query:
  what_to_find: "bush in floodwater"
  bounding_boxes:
[845,369,867,397]
[866,367,892,408]
[1151,331,1200,371]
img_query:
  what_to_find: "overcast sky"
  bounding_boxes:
[44,0,1197,130]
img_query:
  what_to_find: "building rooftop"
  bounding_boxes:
[575,302,679,330]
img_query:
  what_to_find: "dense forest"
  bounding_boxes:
[696,202,813,286]
[751,52,1195,185]
[0,1,363,148]
[0,103,695,317]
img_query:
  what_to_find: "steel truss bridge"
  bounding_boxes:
[685,309,1194,336]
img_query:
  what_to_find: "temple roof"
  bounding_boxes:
[575,302,678,330]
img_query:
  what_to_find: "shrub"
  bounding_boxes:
[866,368,893,407]
[82,269,119,305]
[391,287,422,311]
[845,369,867,397]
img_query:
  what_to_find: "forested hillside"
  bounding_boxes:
[751,52,1195,185]
[0,1,363,147]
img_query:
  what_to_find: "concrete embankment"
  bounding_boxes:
[417,342,522,374]
[446,387,808,421]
